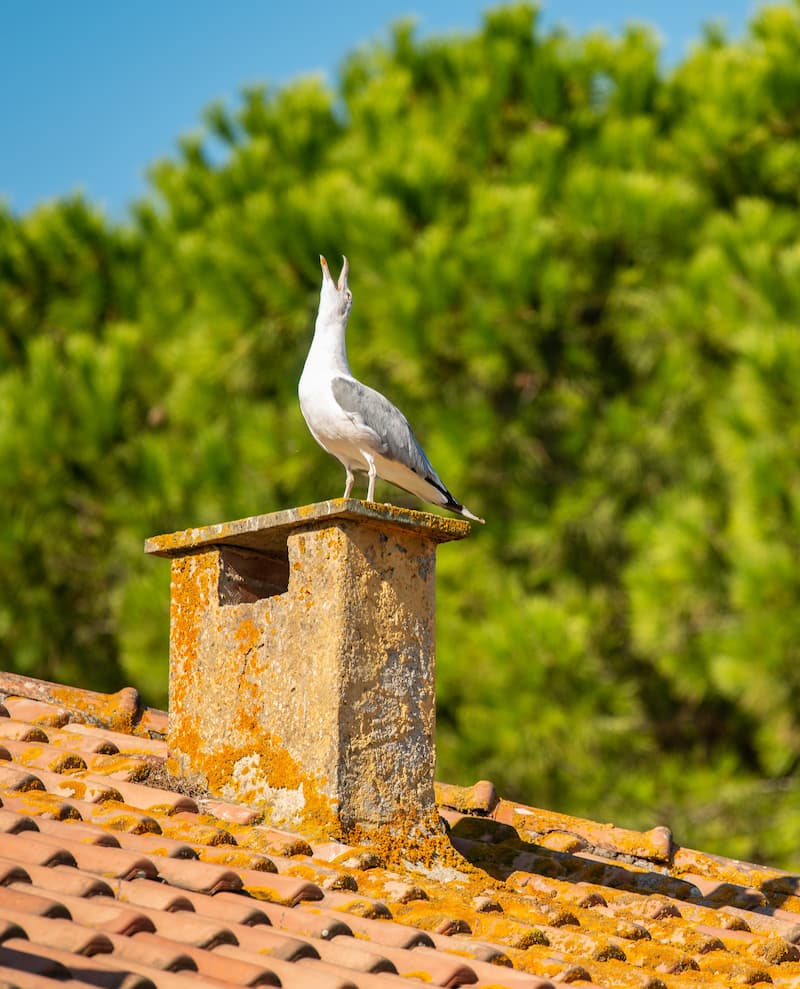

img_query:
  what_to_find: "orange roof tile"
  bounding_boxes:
[0,675,797,988]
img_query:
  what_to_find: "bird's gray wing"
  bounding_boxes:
[331,376,448,491]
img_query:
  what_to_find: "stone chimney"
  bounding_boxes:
[145,499,470,834]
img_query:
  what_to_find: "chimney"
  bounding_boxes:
[145,499,470,834]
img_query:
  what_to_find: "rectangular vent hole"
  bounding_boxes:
[218,546,289,605]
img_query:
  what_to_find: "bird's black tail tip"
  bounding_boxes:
[446,498,485,524]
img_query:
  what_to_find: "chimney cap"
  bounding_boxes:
[144,498,472,558]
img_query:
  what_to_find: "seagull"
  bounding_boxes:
[299,255,485,524]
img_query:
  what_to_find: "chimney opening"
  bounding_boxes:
[217,545,290,605]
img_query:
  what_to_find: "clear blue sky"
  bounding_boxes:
[2,1,760,218]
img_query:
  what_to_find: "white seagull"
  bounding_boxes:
[299,255,485,523]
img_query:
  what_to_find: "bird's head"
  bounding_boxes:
[318,255,353,323]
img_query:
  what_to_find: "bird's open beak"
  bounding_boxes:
[337,255,349,292]
[320,255,332,282]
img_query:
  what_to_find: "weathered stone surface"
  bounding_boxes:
[144,498,470,557]
[145,500,472,833]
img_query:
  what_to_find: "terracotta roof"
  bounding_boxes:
[0,676,797,989]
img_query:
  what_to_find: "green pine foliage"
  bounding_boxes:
[2,3,800,866]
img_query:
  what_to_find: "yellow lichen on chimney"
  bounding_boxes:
[156,502,468,834]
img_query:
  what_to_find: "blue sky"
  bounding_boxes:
[2,1,760,217]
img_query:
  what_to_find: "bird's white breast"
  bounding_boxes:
[299,360,369,471]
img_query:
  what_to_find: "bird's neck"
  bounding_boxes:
[307,316,352,375]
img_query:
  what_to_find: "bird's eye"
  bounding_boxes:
[345,290,353,302]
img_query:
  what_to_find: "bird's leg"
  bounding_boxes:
[363,452,377,502]
[343,467,355,499]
